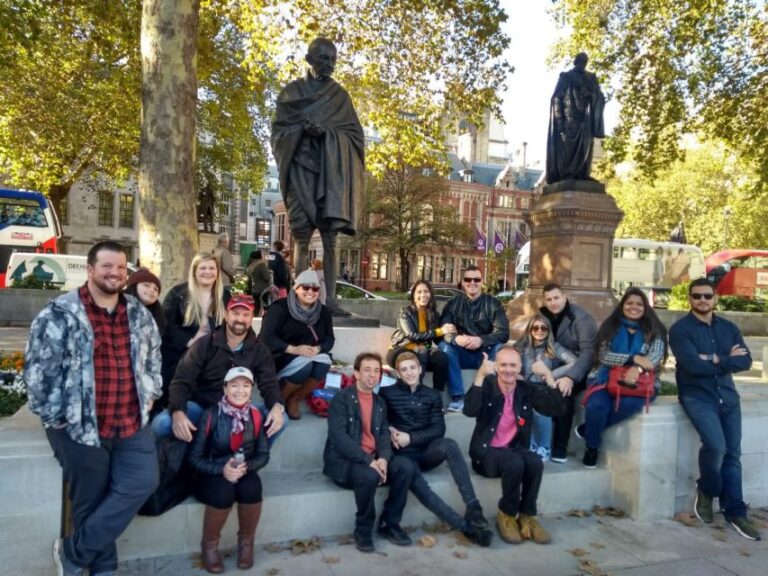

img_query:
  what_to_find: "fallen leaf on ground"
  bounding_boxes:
[712,532,728,542]
[453,551,468,559]
[422,520,452,534]
[266,569,281,576]
[739,548,751,556]
[337,533,354,546]
[453,532,472,547]
[323,556,340,564]
[673,513,699,527]
[264,543,289,553]
[568,548,588,557]
[578,558,608,576]
[290,536,321,555]
[417,535,437,548]
[567,508,591,518]
[590,542,605,550]
[592,505,627,518]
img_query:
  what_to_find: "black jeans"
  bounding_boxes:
[46,426,159,573]
[477,448,543,517]
[552,378,587,455]
[402,437,479,529]
[332,455,415,533]
[194,469,263,509]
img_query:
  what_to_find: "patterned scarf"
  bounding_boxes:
[217,396,251,436]
[287,288,322,325]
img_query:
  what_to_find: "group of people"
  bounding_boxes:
[22,242,762,575]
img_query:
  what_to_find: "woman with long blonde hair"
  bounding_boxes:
[153,253,228,426]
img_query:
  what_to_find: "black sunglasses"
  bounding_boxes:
[298,285,320,293]
[463,277,482,283]
[691,293,714,300]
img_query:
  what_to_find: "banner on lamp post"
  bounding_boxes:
[475,222,487,252]
[493,228,505,254]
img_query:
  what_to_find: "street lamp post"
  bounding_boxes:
[723,206,732,249]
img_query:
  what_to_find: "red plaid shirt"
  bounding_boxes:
[80,285,140,438]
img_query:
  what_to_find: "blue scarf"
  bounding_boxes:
[597,319,644,384]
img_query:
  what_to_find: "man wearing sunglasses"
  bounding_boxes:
[438,265,510,412]
[669,278,761,541]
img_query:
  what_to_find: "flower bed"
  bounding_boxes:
[0,351,27,416]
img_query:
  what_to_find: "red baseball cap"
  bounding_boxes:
[226,294,255,311]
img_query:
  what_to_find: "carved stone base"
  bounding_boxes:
[507,189,623,339]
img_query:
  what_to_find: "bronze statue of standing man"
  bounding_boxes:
[271,38,365,315]
[546,52,605,184]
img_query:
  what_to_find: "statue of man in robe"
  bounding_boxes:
[271,37,365,315]
[546,52,605,184]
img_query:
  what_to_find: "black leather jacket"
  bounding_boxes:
[463,376,566,470]
[323,385,391,484]
[440,293,510,347]
[389,304,442,349]
[187,405,269,476]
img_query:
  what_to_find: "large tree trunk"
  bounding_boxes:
[139,0,200,288]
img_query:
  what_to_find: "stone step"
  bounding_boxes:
[117,459,611,561]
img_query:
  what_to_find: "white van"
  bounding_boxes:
[6,253,88,290]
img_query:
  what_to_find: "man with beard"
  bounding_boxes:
[539,284,597,463]
[25,241,162,576]
[167,294,285,443]
[271,37,365,315]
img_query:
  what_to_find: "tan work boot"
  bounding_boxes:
[496,510,522,544]
[518,513,551,544]
[280,382,302,419]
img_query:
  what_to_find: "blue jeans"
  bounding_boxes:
[46,426,159,573]
[680,395,746,518]
[284,361,330,384]
[583,388,655,450]
[151,401,286,446]
[530,410,552,451]
[438,341,504,398]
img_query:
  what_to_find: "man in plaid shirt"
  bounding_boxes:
[25,241,162,576]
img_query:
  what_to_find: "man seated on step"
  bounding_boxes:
[380,351,494,546]
[158,294,286,443]
[464,345,566,545]
[323,352,415,553]
[539,283,597,463]
[438,265,510,412]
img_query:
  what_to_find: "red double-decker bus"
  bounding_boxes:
[705,249,768,299]
[0,188,62,287]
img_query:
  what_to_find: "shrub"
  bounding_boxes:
[0,352,27,416]
[667,282,691,311]
[716,295,767,313]
[10,275,62,291]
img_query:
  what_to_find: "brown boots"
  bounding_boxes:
[201,502,263,572]
[201,506,231,573]
[281,378,319,420]
[236,502,262,569]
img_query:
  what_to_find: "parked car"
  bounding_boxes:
[335,280,388,300]
[432,286,463,301]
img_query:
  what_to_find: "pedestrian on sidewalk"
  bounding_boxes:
[188,367,269,573]
[669,278,762,541]
[463,345,566,545]
[24,241,162,576]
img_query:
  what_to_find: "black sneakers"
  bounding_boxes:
[377,523,412,546]
[353,530,374,553]
[582,448,599,469]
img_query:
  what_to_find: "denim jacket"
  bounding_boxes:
[24,289,162,446]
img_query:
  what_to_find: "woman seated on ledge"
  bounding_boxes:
[578,288,668,469]
[260,269,334,419]
[387,280,455,392]
[517,313,576,462]
[188,367,269,573]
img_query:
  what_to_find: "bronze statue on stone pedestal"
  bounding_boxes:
[271,38,365,316]
[546,52,605,190]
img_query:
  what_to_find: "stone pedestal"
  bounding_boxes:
[198,231,218,254]
[507,187,623,338]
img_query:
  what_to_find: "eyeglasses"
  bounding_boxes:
[298,285,320,293]
[463,277,482,283]
[691,293,714,300]
[531,325,550,333]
